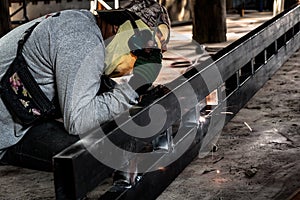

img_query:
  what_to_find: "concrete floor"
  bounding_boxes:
[156,10,273,85]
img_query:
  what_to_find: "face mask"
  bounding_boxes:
[104,19,162,77]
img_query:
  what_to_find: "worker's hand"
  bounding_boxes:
[128,49,162,95]
[97,75,116,94]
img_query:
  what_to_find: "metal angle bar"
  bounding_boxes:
[99,37,300,199]
[54,149,114,199]
[224,31,300,124]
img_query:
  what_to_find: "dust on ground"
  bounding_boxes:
[157,50,300,200]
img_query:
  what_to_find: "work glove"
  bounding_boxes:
[128,49,162,95]
[97,75,116,95]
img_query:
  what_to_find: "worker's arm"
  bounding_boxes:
[55,25,138,135]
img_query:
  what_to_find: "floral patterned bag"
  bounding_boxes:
[0,22,60,126]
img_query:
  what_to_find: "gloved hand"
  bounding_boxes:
[128,49,162,95]
[97,75,116,95]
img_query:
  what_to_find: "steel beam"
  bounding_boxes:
[53,5,300,200]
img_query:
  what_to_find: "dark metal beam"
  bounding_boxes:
[53,5,300,200]
[99,127,202,200]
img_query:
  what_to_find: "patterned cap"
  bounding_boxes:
[97,0,170,30]
[123,0,171,30]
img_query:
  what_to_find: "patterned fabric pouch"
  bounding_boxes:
[0,54,58,126]
[0,22,59,126]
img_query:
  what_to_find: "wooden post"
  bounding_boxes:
[0,0,11,38]
[192,0,227,43]
[285,0,300,8]
[226,0,233,10]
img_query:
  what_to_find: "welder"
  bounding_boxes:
[0,0,170,177]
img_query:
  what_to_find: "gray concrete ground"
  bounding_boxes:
[157,48,300,200]
[1,11,300,200]
[157,10,273,85]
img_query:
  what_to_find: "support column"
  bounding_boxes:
[0,0,11,38]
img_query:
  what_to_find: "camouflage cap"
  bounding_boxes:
[123,0,171,30]
[97,0,170,30]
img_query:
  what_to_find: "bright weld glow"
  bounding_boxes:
[199,116,206,123]
[216,170,220,174]
[221,111,234,115]
[114,0,119,9]
[158,167,166,171]
[244,122,253,132]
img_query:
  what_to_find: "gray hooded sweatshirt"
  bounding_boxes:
[0,10,138,155]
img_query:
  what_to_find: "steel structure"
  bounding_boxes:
[53,4,300,200]
[9,0,29,24]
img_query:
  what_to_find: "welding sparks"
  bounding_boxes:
[199,116,206,123]
[158,167,166,171]
[216,169,220,174]
[221,111,234,115]
[244,122,253,132]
